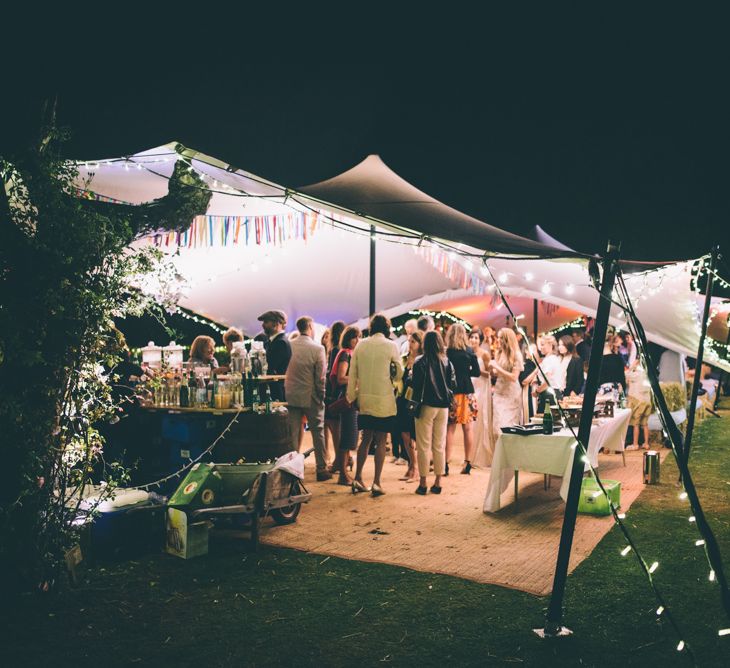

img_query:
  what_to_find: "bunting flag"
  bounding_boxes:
[140,211,332,249]
[542,301,560,315]
[413,246,490,295]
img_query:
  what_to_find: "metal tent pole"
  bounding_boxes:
[542,241,621,637]
[620,270,730,619]
[369,225,376,317]
[684,246,719,466]
[533,298,539,343]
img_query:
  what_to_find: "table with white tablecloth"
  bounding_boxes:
[483,409,631,513]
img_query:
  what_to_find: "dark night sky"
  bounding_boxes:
[3,6,729,266]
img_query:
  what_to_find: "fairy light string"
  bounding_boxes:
[483,257,692,655]
[75,153,730,649]
[616,268,730,623]
[131,408,243,492]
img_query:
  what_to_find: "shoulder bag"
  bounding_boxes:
[404,364,426,418]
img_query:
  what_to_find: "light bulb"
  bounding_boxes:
[695,539,706,547]
[524,272,534,281]
[689,516,696,523]
[621,545,632,556]
[710,570,716,582]
[499,273,509,284]
[649,561,659,574]
[676,641,685,652]
[679,492,688,500]
[656,606,664,616]
[542,283,552,295]
[565,284,575,295]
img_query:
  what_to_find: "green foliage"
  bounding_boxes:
[0,117,211,593]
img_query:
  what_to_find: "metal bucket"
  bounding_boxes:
[643,450,660,484]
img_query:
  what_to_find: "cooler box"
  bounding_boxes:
[86,489,166,560]
[578,477,621,516]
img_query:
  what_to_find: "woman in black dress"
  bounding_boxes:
[395,330,424,482]
[330,325,361,485]
[560,336,585,396]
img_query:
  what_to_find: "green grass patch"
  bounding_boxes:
[4,406,730,667]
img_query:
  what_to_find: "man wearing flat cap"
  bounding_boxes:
[258,310,291,401]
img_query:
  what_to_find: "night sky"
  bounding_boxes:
[3,7,729,269]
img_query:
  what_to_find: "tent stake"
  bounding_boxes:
[539,240,621,638]
[683,245,719,470]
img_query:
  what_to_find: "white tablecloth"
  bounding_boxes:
[483,409,631,513]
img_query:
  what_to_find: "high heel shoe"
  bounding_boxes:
[351,480,370,494]
[461,461,472,475]
[371,483,386,497]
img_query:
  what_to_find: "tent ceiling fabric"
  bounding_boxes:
[75,143,725,372]
[158,228,458,335]
[297,155,581,258]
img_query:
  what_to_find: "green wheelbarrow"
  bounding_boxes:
[168,449,312,550]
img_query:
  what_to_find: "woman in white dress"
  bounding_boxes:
[469,329,495,467]
[489,328,524,436]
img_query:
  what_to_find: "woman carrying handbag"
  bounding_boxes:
[410,331,456,496]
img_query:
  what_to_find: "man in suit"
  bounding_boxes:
[258,310,291,401]
[285,316,331,481]
[572,328,591,364]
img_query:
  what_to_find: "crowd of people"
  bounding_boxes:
[181,309,662,494]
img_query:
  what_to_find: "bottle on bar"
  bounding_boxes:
[196,373,206,407]
[179,372,189,408]
[252,382,261,413]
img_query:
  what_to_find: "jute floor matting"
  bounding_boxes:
[259,434,666,596]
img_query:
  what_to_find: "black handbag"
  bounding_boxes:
[404,369,425,418]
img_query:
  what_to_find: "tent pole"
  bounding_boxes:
[684,246,719,467]
[369,225,376,316]
[621,269,730,619]
[716,319,730,410]
[533,299,538,342]
[542,240,621,637]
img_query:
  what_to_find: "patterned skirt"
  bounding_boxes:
[448,393,478,424]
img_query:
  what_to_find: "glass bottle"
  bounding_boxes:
[543,407,554,435]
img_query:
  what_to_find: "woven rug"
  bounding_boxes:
[259,435,667,595]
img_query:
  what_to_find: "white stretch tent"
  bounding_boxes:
[74,142,729,372]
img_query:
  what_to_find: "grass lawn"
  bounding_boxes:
[3,402,730,667]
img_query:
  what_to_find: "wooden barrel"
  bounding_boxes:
[213,411,293,463]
